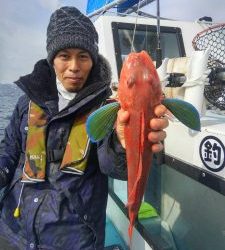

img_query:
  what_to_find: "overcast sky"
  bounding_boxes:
[0,0,224,83]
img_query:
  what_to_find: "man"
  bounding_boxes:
[0,6,168,250]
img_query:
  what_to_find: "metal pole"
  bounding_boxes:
[155,0,164,168]
[124,0,155,14]
[87,0,128,18]
[156,0,162,68]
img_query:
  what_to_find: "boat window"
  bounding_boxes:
[108,154,225,250]
[112,22,185,76]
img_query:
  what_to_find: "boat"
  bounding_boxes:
[86,1,225,249]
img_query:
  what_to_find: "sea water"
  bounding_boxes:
[0,84,22,141]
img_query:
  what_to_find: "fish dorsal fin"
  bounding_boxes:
[86,102,120,142]
[162,98,201,131]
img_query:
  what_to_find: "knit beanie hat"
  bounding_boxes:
[46,6,99,64]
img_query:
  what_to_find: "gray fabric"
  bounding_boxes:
[46,6,99,64]
[58,93,70,111]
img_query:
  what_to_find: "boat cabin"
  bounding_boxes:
[94,15,225,250]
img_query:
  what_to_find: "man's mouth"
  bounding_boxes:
[66,77,83,83]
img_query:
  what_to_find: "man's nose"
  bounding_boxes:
[69,58,80,72]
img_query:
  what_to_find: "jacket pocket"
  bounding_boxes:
[36,190,97,250]
[0,174,21,212]
[0,175,23,234]
[65,191,98,249]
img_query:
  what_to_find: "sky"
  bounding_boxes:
[0,0,224,83]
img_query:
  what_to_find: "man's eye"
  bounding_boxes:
[59,54,69,59]
[80,54,90,59]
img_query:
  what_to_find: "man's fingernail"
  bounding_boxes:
[163,113,174,122]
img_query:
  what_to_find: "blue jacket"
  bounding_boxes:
[0,56,127,250]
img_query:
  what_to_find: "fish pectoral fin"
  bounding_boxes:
[86,102,120,143]
[162,98,201,131]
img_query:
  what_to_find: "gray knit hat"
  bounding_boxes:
[46,6,99,64]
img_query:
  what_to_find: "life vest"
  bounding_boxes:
[22,101,91,183]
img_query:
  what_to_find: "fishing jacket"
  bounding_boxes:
[0,55,127,250]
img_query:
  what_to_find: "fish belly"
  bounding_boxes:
[125,108,153,237]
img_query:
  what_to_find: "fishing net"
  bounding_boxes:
[192,23,225,68]
[192,23,225,111]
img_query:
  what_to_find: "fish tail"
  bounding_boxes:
[128,215,135,247]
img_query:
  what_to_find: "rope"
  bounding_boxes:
[131,0,142,52]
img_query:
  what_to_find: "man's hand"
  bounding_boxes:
[116,104,169,153]
[148,104,168,153]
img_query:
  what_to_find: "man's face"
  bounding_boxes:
[53,48,93,92]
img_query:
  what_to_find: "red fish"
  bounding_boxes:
[118,51,162,238]
[86,50,200,241]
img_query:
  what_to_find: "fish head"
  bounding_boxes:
[118,51,162,109]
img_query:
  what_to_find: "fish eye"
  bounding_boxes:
[127,75,135,88]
